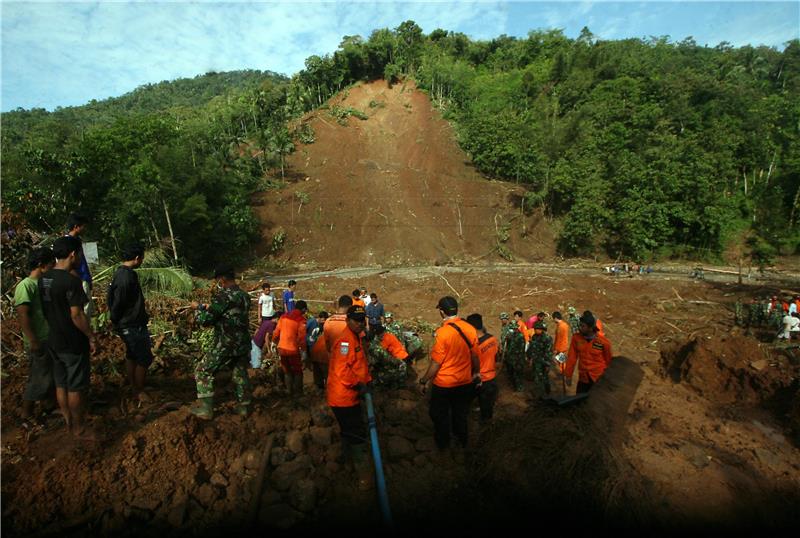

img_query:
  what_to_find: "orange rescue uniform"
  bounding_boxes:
[476,334,498,382]
[380,332,409,360]
[327,328,372,407]
[564,333,613,385]
[554,319,569,353]
[516,319,531,343]
[272,310,307,354]
[310,334,328,364]
[323,314,348,356]
[352,298,366,308]
[430,317,479,388]
[595,318,605,337]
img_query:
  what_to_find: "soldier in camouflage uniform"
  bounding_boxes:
[567,306,581,335]
[526,321,554,396]
[499,312,526,392]
[384,311,424,361]
[367,327,408,389]
[189,266,252,419]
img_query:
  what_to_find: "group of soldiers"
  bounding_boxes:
[735,295,800,337]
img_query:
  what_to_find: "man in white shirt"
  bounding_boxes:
[359,287,371,306]
[258,282,275,321]
[779,313,800,340]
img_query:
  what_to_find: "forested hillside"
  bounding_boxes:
[3,24,798,270]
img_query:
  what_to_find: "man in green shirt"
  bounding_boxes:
[14,247,56,419]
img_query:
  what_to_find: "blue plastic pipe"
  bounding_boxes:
[364,392,393,527]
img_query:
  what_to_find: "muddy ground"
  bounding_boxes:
[2,266,799,535]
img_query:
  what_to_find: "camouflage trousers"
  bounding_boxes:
[372,361,408,389]
[505,353,526,392]
[195,352,251,403]
[531,357,551,396]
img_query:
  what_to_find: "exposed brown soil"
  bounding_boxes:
[253,79,555,268]
[3,81,800,534]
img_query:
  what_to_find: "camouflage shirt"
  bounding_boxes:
[367,338,407,389]
[527,333,553,363]
[500,323,525,361]
[567,314,581,334]
[197,285,251,359]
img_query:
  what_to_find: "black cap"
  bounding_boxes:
[346,305,366,321]
[466,313,483,331]
[214,265,235,279]
[579,311,596,329]
[436,296,458,315]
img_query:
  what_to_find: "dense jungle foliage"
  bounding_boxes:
[3,23,798,268]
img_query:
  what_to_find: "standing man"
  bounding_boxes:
[39,236,97,440]
[365,292,384,336]
[563,311,613,393]
[65,213,94,316]
[466,314,499,424]
[551,311,570,373]
[14,247,56,419]
[359,287,371,306]
[566,306,581,334]
[190,266,252,419]
[282,280,297,313]
[327,305,373,489]
[107,244,153,404]
[273,300,309,397]
[499,312,526,392]
[527,321,554,397]
[419,296,480,452]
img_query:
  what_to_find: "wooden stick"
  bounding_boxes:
[432,272,460,298]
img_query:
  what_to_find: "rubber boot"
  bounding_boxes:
[189,397,214,420]
[293,375,303,397]
[350,443,374,491]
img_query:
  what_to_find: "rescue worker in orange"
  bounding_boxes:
[272,300,308,398]
[351,289,366,308]
[323,295,353,355]
[551,311,570,373]
[466,313,499,424]
[563,311,613,393]
[419,296,480,451]
[513,310,531,348]
[327,305,373,489]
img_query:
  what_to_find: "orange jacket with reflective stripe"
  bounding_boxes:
[272,310,307,354]
[327,327,372,407]
[430,317,479,388]
[476,333,498,382]
[564,333,613,384]
[380,332,409,360]
[516,320,531,342]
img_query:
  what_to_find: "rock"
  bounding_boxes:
[204,427,218,441]
[258,503,303,529]
[414,437,436,452]
[253,385,269,399]
[750,359,768,371]
[754,447,782,469]
[243,449,261,470]
[311,406,334,427]
[272,455,312,491]
[387,436,415,461]
[391,399,418,413]
[131,495,161,512]
[288,479,317,512]
[210,472,228,488]
[230,457,244,475]
[194,483,218,508]
[394,389,418,400]
[309,426,333,447]
[271,447,289,467]
[260,489,283,507]
[288,409,312,429]
[413,454,429,467]
[167,502,187,527]
[307,444,326,465]
[286,430,306,454]
[324,461,340,475]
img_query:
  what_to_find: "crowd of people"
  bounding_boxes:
[12,212,616,490]
[735,295,800,340]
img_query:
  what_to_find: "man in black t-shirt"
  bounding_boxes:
[107,243,152,404]
[40,236,97,441]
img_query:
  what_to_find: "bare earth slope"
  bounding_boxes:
[254,80,554,268]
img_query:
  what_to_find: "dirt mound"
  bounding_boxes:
[659,335,793,406]
[253,80,555,268]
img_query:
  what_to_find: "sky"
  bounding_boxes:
[1,1,798,111]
